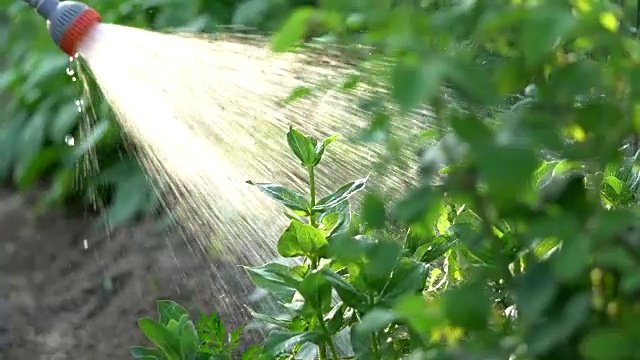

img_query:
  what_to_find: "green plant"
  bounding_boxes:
[244,127,436,359]
[0,0,320,227]
[127,0,640,359]
[262,1,640,359]
[131,300,263,360]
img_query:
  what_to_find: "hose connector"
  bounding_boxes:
[23,0,101,56]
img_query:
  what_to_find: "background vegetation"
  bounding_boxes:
[0,0,316,227]
[5,0,640,359]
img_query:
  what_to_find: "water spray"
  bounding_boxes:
[22,0,101,56]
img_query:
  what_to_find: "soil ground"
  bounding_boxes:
[0,187,259,359]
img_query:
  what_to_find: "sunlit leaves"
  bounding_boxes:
[391,57,447,113]
[286,127,338,168]
[521,7,576,66]
[271,6,315,52]
[277,221,328,257]
[314,178,367,211]
[246,181,309,213]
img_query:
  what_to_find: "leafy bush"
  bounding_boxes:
[132,0,640,359]
[0,0,318,227]
[131,300,263,360]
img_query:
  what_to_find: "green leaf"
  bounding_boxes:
[97,163,156,228]
[362,240,403,292]
[362,193,386,229]
[329,235,369,264]
[283,86,311,105]
[318,201,351,237]
[446,57,498,105]
[394,185,442,224]
[527,293,592,355]
[442,283,491,331]
[243,262,302,301]
[413,236,452,263]
[178,320,199,360]
[286,127,318,166]
[130,346,167,359]
[601,175,632,205]
[48,102,80,142]
[580,328,635,360]
[391,57,446,112]
[314,178,367,211]
[298,271,332,312]
[313,134,339,166]
[325,303,345,335]
[349,324,375,359]
[246,181,309,213]
[394,295,445,334]
[476,145,539,202]
[157,300,190,327]
[271,7,315,52]
[321,269,369,311]
[249,311,293,329]
[515,261,558,326]
[355,308,399,334]
[379,258,429,305]
[137,318,181,359]
[521,7,576,66]
[449,115,492,148]
[277,220,328,258]
[15,146,66,191]
[65,119,111,166]
[263,330,323,357]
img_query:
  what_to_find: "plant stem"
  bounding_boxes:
[368,293,381,359]
[326,337,340,360]
[308,165,317,228]
[317,313,340,360]
[318,344,327,360]
[371,332,381,359]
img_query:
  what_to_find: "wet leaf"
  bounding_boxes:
[277,220,328,257]
[157,300,190,327]
[379,258,429,304]
[263,330,323,357]
[286,127,318,167]
[246,181,309,213]
[362,192,386,229]
[314,178,367,211]
[130,346,167,359]
[321,269,369,311]
[271,7,315,52]
[313,134,339,166]
[391,57,446,112]
[137,319,181,359]
[243,262,302,301]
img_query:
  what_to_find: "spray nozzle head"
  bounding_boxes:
[25,0,101,56]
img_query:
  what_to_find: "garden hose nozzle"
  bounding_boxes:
[22,0,101,56]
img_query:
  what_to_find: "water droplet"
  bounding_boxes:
[69,56,74,62]
[72,77,77,82]
[66,67,75,76]
[64,135,75,146]
[83,239,88,250]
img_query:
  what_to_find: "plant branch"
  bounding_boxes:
[309,165,317,228]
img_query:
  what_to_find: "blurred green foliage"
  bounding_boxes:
[0,0,313,227]
[6,0,640,357]
[240,0,640,359]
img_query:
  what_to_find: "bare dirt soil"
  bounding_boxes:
[0,187,259,360]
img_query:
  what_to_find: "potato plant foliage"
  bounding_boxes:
[130,0,640,359]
